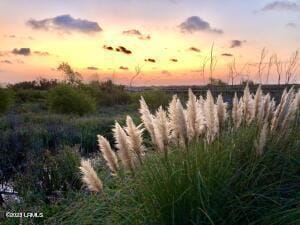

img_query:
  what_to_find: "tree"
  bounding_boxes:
[209,43,218,84]
[257,48,268,83]
[274,55,283,85]
[208,78,227,86]
[129,65,143,88]
[285,50,299,84]
[57,62,82,85]
[200,56,209,85]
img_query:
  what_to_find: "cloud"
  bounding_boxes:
[6,34,16,38]
[34,51,50,56]
[103,45,132,54]
[87,66,98,70]
[189,47,201,52]
[3,34,33,40]
[230,40,246,48]
[103,45,114,51]
[16,59,24,64]
[170,58,178,62]
[26,14,102,34]
[261,1,300,11]
[161,70,172,76]
[145,58,156,63]
[12,48,31,56]
[119,66,129,70]
[286,22,297,27]
[179,16,223,34]
[1,60,12,64]
[221,53,233,57]
[123,29,151,40]
[116,46,132,55]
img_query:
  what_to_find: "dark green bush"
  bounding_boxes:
[0,87,14,114]
[48,85,96,116]
[130,90,171,110]
[81,80,131,107]
[13,89,47,103]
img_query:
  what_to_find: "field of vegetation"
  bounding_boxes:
[0,77,299,225]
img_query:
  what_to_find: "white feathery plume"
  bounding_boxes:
[281,88,297,131]
[269,98,276,122]
[256,122,268,156]
[186,89,198,140]
[232,93,242,128]
[153,106,170,153]
[241,84,254,124]
[79,159,103,192]
[271,89,287,131]
[257,94,270,126]
[271,88,295,132]
[253,85,263,119]
[296,89,300,109]
[216,94,227,130]
[139,97,156,144]
[168,95,179,142]
[175,99,188,146]
[196,96,206,136]
[204,90,218,143]
[97,135,119,175]
[113,121,135,172]
[125,116,145,165]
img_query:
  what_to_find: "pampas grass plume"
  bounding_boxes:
[139,97,156,144]
[113,121,135,172]
[97,135,119,175]
[125,116,145,164]
[256,122,268,156]
[79,159,103,192]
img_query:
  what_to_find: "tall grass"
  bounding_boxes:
[57,85,300,225]
[48,119,300,225]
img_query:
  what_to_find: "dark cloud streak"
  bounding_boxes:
[12,48,31,56]
[179,16,223,34]
[145,58,156,63]
[123,29,151,40]
[27,14,102,34]
[261,1,300,11]
[189,47,201,52]
[230,40,245,48]
[87,66,98,70]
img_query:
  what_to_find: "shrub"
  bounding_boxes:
[0,87,14,114]
[81,80,131,106]
[13,89,47,103]
[48,85,96,116]
[130,90,171,110]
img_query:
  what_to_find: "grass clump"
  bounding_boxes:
[47,122,300,225]
[46,86,300,225]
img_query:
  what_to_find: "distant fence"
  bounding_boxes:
[126,84,300,103]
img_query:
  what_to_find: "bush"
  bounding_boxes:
[0,87,14,114]
[48,85,96,116]
[130,90,171,110]
[13,89,47,103]
[81,80,131,107]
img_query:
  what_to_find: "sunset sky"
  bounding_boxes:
[0,0,300,85]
